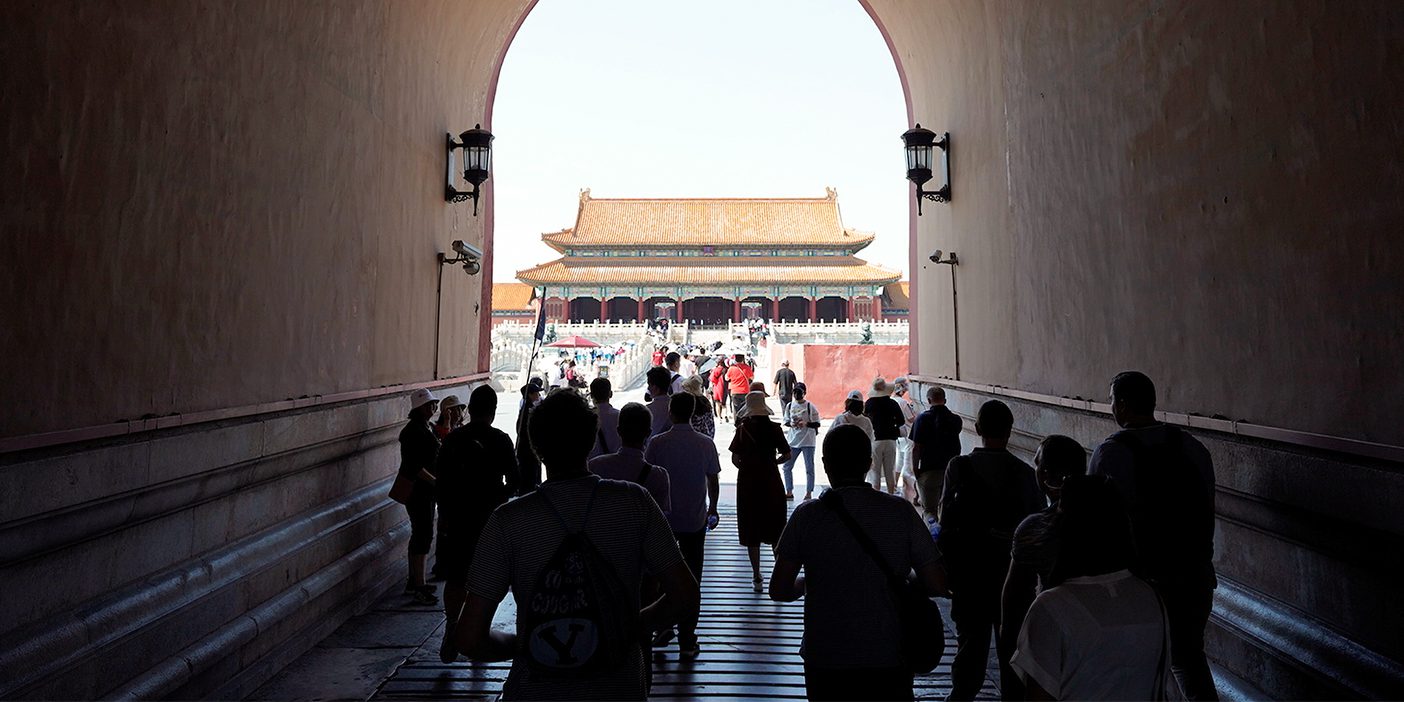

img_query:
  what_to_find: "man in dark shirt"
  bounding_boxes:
[514,382,543,494]
[910,386,964,519]
[773,360,798,405]
[863,378,905,494]
[435,385,517,662]
[937,400,1045,701]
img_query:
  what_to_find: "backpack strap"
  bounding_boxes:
[820,490,907,593]
[539,479,602,536]
[635,462,652,485]
[597,425,611,455]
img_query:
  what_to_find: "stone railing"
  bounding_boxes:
[492,321,655,348]
[489,339,533,374]
[767,320,910,345]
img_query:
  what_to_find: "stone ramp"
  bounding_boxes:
[355,506,995,701]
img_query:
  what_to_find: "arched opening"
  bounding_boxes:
[778,296,811,322]
[741,296,770,320]
[568,297,601,322]
[816,296,848,322]
[605,296,640,322]
[644,297,678,322]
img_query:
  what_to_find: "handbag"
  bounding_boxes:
[820,490,945,673]
[387,471,415,504]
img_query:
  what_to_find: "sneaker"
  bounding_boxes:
[678,637,700,659]
[410,584,438,606]
[652,627,675,648]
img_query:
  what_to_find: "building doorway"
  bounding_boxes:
[816,296,848,322]
[778,296,811,322]
[684,297,730,328]
[606,297,639,322]
[568,297,601,322]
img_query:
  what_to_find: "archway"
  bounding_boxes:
[644,297,679,322]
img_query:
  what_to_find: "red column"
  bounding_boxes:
[675,300,684,323]
[846,298,855,322]
[636,298,645,322]
[771,298,780,320]
[733,298,742,321]
[873,295,883,321]
[807,297,818,321]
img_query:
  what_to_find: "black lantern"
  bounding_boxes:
[901,124,950,215]
[446,124,494,215]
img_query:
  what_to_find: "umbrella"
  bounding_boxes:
[544,335,600,348]
[697,357,719,375]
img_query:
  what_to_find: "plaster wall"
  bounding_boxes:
[767,343,909,417]
[0,0,532,439]
[869,0,1404,445]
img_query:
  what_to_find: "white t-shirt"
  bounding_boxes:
[1010,570,1167,700]
[829,411,874,444]
[784,400,820,447]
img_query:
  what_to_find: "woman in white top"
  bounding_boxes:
[782,384,821,500]
[828,390,875,444]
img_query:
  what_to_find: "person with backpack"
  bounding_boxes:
[1089,371,1218,700]
[910,386,964,521]
[435,385,517,662]
[938,400,1045,701]
[589,378,620,459]
[590,402,671,512]
[450,391,699,701]
[780,383,821,501]
[769,424,947,702]
[665,351,685,395]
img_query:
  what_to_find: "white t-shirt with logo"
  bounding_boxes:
[784,400,820,448]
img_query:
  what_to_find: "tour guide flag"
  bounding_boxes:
[533,287,547,342]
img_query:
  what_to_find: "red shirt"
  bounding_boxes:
[652,350,664,366]
[726,363,753,395]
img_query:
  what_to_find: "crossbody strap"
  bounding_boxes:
[820,490,906,592]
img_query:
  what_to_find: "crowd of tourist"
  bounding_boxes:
[389,366,1216,701]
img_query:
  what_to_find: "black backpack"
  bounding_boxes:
[1110,426,1213,582]
[520,482,637,675]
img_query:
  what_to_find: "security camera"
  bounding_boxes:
[929,249,942,263]
[462,260,481,276]
[452,240,483,259]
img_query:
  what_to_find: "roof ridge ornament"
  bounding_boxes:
[580,188,591,203]
[825,187,837,200]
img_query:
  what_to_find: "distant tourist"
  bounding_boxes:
[710,360,729,421]
[938,399,1044,700]
[1089,371,1218,700]
[863,377,905,495]
[774,359,798,405]
[829,390,875,443]
[892,378,919,502]
[645,393,722,658]
[730,390,792,592]
[770,424,946,702]
[589,402,671,512]
[725,354,754,419]
[450,391,699,700]
[680,375,716,438]
[998,434,1087,698]
[909,386,963,520]
[781,383,821,500]
[1010,475,1168,700]
[665,351,685,395]
[398,388,440,605]
[435,386,516,662]
[589,378,620,459]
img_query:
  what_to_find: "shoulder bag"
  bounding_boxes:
[820,490,945,673]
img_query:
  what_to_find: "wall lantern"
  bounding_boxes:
[901,124,950,215]
[445,124,494,215]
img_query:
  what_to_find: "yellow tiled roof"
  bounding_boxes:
[516,257,901,286]
[883,281,911,307]
[491,282,536,311]
[542,191,874,250]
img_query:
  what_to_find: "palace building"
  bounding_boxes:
[516,189,902,326]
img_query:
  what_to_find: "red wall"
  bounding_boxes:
[767,343,910,417]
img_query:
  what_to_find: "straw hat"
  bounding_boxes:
[743,391,773,416]
[871,377,892,397]
[680,375,706,397]
[439,394,464,411]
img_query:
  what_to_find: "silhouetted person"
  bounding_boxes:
[731,390,792,590]
[645,392,721,658]
[910,386,963,519]
[589,402,671,512]
[938,400,1044,701]
[398,388,440,605]
[865,377,905,494]
[1010,474,1168,700]
[515,382,543,494]
[999,434,1087,699]
[436,385,516,662]
[450,391,699,700]
[665,351,684,395]
[770,424,947,702]
[589,377,620,459]
[645,366,673,437]
[1090,371,1217,700]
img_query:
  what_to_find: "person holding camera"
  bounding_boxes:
[781,383,822,501]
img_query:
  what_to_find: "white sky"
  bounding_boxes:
[490,0,910,282]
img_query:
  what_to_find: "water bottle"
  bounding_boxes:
[706,513,719,531]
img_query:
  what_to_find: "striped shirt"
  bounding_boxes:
[466,475,685,700]
[775,484,940,667]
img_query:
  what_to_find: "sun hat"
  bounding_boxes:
[680,375,706,397]
[846,389,864,401]
[409,387,437,410]
[871,377,892,397]
[743,391,773,416]
[439,394,464,411]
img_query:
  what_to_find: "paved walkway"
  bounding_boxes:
[253,498,997,701]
